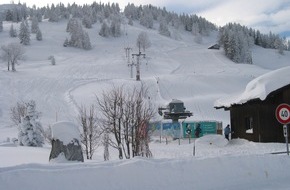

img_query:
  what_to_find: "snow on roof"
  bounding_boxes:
[215,66,290,108]
[51,121,80,145]
[170,99,183,103]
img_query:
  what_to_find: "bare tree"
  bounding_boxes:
[10,101,27,126]
[1,43,25,71]
[97,84,156,160]
[103,127,110,161]
[79,105,101,160]
[42,125,52,144]
[97,86,124,159]
[131,85,155,158]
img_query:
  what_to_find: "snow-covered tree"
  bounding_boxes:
[18,100,44,147]
[36,11,43,22]
[63,38,69,47]
[1,42,25,71]
[219,23,254,64]
[82,6,94,29]
[128,17,133,26]
[124,3,139,20]
[99,22,110,37]
[140,9,154,29]
[82,32,92,50]
[36,28,42,41]
[9,24,17,37]
[0,20,3,32]
[110,18,121,37]
[31,16,39,33]
[66,18,92,50]
[82,15,93,29]
[48,4,60,22]
[19,20,30,45]
[48,55,55,65]
[274,38,284,55]
[136,31,151,51]
[159,19,170,37]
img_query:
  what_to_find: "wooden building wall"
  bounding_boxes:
[230,84,290,143]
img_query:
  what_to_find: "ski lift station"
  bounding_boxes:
[154,99,222,140]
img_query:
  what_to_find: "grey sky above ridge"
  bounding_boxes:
[1,0,290,38]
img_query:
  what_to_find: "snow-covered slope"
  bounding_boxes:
[1,19,290,136]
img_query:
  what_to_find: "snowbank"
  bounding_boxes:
[1,155,290,190]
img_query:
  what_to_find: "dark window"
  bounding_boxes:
[245,116,253,133]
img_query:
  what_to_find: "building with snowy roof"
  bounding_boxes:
[215,66,290,142]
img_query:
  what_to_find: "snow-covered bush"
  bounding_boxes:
[48,55,56,65]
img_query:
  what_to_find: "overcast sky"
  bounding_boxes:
[2,0,290,38]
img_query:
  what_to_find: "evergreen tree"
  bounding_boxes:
[128,17,133,26]
[36,11,43,22]
[110,19,121,37]
[219,23,254,64]
[140,10,154,29]
[18,101,44,147]
[99,22,110,37]
[36,28,42,41]
[19,20,30,45]
[31,16,39,33]
[82,15,92,29]
[63,38,69,47]
[9,24,17,37]
[82,32,92,50]
[48,4,60,22]
[66,18,92,50]
[274,38,284,55]
[6,10,13,21]
[159,19,171,37]
[0,20,3,32]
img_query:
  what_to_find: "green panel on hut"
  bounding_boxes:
[182,121,218,138]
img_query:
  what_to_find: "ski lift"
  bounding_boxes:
[158,99,193,122]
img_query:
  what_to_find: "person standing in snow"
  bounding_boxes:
[224,124,231,140]
[195,123,202,138]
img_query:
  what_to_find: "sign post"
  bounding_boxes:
[276,104,290,155]
[283,125,289,155]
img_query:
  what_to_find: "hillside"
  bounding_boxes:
[1,17,290,138]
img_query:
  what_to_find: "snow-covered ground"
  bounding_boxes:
[1,16,290,190]
[1,136,289,190]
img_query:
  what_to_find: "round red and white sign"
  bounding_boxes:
[276,104,290,124]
